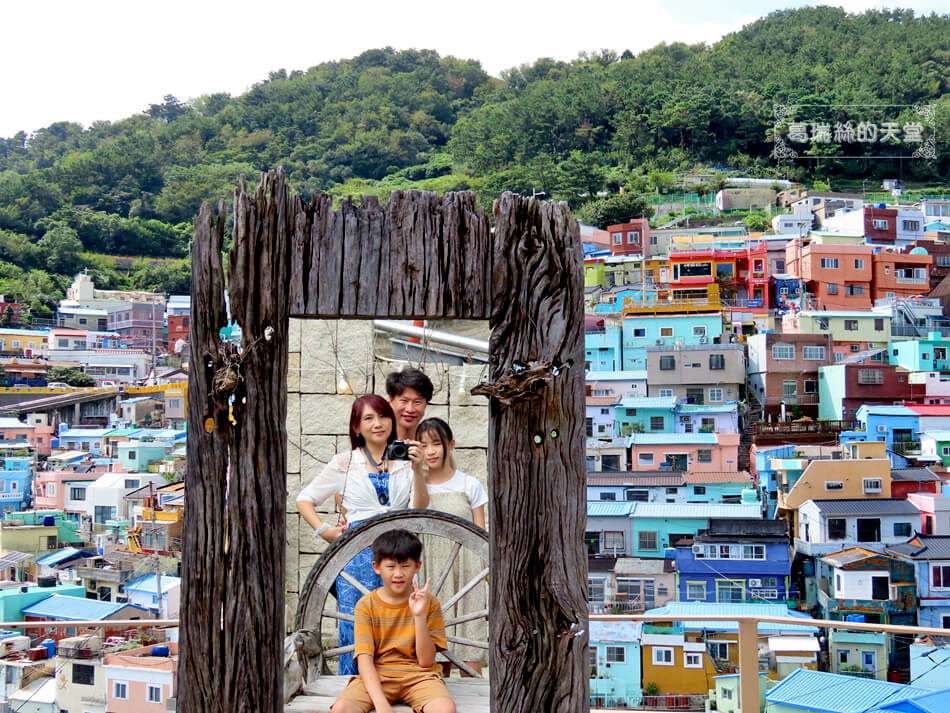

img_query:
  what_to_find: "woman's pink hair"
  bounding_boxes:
[348,394,397,451]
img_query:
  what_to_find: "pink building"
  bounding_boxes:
[628,433,740,473]
[33,469,101,513]
[104,641,178,713]
[0,417,53,456]
[907,494,950,536]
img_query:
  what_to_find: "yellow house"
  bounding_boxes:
[640,625,720,696]
[0,523,58,553]
[775,441,891,534]
[0,328,48,358]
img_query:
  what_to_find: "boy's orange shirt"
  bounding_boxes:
[353,589,448,675]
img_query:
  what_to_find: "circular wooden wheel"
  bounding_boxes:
[295,509,490,679]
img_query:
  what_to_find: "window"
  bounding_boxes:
[686,581,706,600]
[932,565,950,589]
[697,449,713,463]
[803,380,818,394]
[775,259,785,272]
[587,574,609,600]
[613,233,622,245]
[123,479,139,489]
[693,326,706,337]
[803,346,826,360]
[936,347,948,361]
[894,522,912,537]
[684,652,702,668]
[658,389,673,398]
[638,452,654,465]
[46,483,56,497]
[723,688,734,700]
[826,481,844,491]
[863,478,883,494]
[820,257,840,269]
[772,344,795,360]
[872,219,888,230]
[827,283,839,295]
[603,532,624,550]
[844,320,859,331]
[858,369,883,385]
[717,581,744,603]
[694,486,706,495]
[845,284,864,296]
[707,388,723,403]
[589,647,598,677]
[659,356,675,371]
[854,258,865,270]
[828,518,847,540]
[709,354,725,370]
[708,642,729,659]
[653,647,674,665]
[783,380,797,397]
[633,328,646,337]
[660,327,673,337]
[903,220,920,232]
[599,492,617,501]
[600,408,609,415]
[72,663,94,685]
[147,685,162,703]
[626,489,649,502]
[605,646,626,664]
[69,487,85,501]
[638,531,658,551]
[113,681,128,699]
[850,343,861,352]
[649,416,665,431]
[874,319,884,332]
[838,650,851,666]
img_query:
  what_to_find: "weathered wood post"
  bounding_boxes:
[482,194,588,713]
[182,171,292,713]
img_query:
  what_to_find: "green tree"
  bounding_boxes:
[576,193,654,229]
[743,212,771,232]
[46,366,95,387]
[36,225,82,274]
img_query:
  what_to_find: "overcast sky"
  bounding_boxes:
[1,0,945,139]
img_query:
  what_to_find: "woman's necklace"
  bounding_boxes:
[363,446,387,472]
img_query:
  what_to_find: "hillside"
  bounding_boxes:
[0,6,947,315]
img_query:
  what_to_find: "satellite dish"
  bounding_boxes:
[174,339,186,354]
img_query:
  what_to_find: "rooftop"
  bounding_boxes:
[891,467,941,482]
[808,499,920,516]
[618,396,677,409]
[887,535,950,560]
[587,502,636,518]
[820,547,890,568]
[627,432,718,446]
[765,668,932,713]
[584,370,648,381]
[21,594,149,620]
[586,472,684,487]
[631,502,762,519]
[589,620,643,644]
[124,574,181,594]
[644,602,818,634]
[906,404,950,417]
[682,471,752,484]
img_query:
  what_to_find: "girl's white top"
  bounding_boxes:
[425,469,488,510]
[297,449,415,523]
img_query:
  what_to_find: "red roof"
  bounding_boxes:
[906,403,950,416]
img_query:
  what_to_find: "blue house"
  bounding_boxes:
[627,502,761,559]
[674,518,792,604]
[621,313,723,371]
[752,443,797,518]
[841,405,920,456]
[0,457,31,515]
[890,334,950,374]
[586,319,624,373]
[589,620,642,709]
[615,396,677,435]
[55,425,113,456]
[886,535,950,629]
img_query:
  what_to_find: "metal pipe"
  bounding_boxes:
[373,320,489,354]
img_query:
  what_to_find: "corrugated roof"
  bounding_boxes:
[0,552,33,568]
[765,668,932,712]
[628,433,718,446]
[618,396,677,409]
[20,593,146,620]
[921,431,950,441]
[587,472,684,487]
[675,404,738,414]
[820,547,887,568]
[631,503,761,519]
[644,602,818,634]
[891,467,941,482]
[585,370,648,381]
[34,547,93,567]
[590,620,642,644]
[124,574,181,594]
[808,499,920,516]
[887,535,950,560]
[682,471,752,484]
[906,404,950,416]
[587,502,636,517]
[871,688,950,713]
[586,396,619,407]
[856,405,916,417]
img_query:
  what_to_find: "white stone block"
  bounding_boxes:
[301,394,355,435]
[286,393,301,475]
[299,320,339,394]
[447,405,489,448]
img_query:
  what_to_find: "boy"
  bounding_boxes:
[386,368,434,441]
[331,530,456,713]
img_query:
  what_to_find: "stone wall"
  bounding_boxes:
[284,318,489,631]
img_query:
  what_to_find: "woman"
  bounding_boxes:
[296,394,428,675]
[416,417,488,675]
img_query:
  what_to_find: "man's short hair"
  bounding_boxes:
[372,529,423,564]
[385,368,434,402]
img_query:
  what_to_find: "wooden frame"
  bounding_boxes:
[181,169,587,713]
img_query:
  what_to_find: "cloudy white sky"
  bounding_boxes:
[1,0,945,138]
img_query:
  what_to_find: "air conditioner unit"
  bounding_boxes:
[699,336,708,344]
[692,544,704,554]
[656,339,665,345]
[748,578,763,588]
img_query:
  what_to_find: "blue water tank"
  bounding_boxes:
[878,203,886,209]
[151,645,170,657]
[845,614,866,623]
[42,516,55,527]
[40,639,55,658]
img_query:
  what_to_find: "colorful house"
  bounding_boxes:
[615,396,677,435]
[764,668,932,713]
[586,472,686,505]
[588,620,642,709]
[586,396,620,438]
[103,641,178,713]
[795,499,920,556]
[627,502,761,558]
[889,468,941,499]
[747,332,834,420]
[872,249,932,301]
[607,219,649,257]
[786,240,873,310]
[906,494,950,535]
[627,433,740,473]
[675,518,791,604]
[782,310,890,362]
[886,535,950,630]
[683,471,756,504]
[674,404,739,434]
[828,629,889,680]
[818,364,912,422]
[645,343,745,405]
[585,317,624,373]
[586,370,648,400]
[0,457,31,515]
[890,334,950,374]
[620,313,724,372]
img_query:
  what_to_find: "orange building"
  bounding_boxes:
[871,249,932,301]
[786,241,872,310]
[607,219,649,257]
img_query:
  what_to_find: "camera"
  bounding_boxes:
[384,440,410,461]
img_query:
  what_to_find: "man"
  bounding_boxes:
[386,368,433,441]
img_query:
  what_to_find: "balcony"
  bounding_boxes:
[894,275,928,285]
[892,440,921,455]
[775,393,819,405]
[75,566,136,585]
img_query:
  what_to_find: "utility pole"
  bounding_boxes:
[150,481,163,618]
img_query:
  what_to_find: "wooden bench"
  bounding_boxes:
[286,676,490,713]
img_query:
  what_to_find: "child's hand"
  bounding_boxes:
[409,577,430,617]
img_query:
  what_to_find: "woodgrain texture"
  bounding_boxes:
[487,193,588,713]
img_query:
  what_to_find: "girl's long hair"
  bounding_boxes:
[416,417,456,470]
[348,394,396,451]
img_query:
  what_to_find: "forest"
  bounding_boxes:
[0,6,947,316]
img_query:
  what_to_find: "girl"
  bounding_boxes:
[296,394,428,675]
[416,417,488,675]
